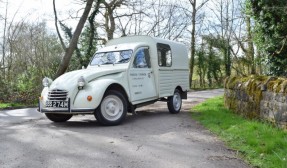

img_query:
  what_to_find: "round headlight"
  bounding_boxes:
[42,77,51,87]
[78,76,85,89]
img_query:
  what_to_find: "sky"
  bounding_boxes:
[3,0,212,33]
[1,0,240,44]
[2,0,82,32]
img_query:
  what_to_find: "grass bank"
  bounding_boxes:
[0,103,25,109]
[191,96,287,168]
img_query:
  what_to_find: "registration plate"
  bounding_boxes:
[46,101,68,108]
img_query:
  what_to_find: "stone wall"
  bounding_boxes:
[224,76,287,129]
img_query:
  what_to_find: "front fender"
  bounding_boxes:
[73,79,128,109]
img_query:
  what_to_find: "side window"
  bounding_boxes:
[157,43,172,67]
[133,48,151,68]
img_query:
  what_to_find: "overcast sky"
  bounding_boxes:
[2,0,82,32]
[3,0,210,31]
[1,0,233,41]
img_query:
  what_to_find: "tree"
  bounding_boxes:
[231,12,256,75]
[54,0,94,78]
[1,1,8,78]
[248,0,287,76]
[94,0,191,41]
[188,0,209,87]
[208,0,233,77]
[202,0,250,77]
[101,0,124,40]
[196,44,208,87]
[143,0,190,40]
[1,21,63,103]
[56,1,101,69]
[245,15,255,74]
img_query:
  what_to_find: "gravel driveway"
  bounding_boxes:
[0,89,250,168]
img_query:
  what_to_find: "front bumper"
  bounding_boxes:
[38,98,96,114]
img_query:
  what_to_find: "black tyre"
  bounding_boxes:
[167,89,182,114]
[95,90,127,126]
[45,113,73,122]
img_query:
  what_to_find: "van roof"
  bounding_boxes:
[106,35,184,47]
[106,36,188,69]
[97,42,144,53]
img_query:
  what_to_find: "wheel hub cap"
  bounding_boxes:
[173,93,181,111]
[101,95,123,121]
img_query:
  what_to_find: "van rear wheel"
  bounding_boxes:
[167,89,182,114]
[95,90,127,126]
[45,113,73,122]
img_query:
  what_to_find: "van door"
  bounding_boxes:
[129,47,157,103]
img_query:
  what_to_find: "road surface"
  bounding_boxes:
[0,89,249,168]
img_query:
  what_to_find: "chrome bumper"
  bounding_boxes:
[38,98,95,114]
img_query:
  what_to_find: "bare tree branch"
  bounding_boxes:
[55,0,94,78]
[53,0,66,50]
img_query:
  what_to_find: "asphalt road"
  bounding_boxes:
[0,89,249,168]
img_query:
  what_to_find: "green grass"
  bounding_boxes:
[0,102,25,109]
[191,96,287,168]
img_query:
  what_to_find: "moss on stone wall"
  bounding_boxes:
[224,75,269,118]
[224,75,287,128]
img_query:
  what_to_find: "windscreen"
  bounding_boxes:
[90,50,133,66]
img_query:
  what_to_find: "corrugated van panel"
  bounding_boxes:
[159,70,173,97]
[173,71,189,91]
[159,70,189,98]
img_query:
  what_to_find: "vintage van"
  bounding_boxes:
[38,36,189,126]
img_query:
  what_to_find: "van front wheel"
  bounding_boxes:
[45,113,73,122]
[167,89,182,114]
[95,90,127,126]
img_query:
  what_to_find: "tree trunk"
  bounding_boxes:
[1,1,8,80]
[189,0,197,88]
[246,16,255,74]
[54,0,94,78]
[103,0,119,40]
[87,3,100,57]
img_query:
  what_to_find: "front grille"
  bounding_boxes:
[48,89,68,101]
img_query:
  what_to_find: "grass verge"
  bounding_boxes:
[0,103,25,109]
[191,96,287,168]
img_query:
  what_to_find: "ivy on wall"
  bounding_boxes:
[247,0,287,76]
